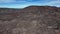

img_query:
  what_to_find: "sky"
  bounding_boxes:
[0,0,60,8]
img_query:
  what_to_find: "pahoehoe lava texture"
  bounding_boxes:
[0,6,60,34]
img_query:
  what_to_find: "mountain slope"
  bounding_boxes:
[0,6,60,34]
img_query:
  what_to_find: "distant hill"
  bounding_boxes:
[0,6,60,34]
[0,6,60,13]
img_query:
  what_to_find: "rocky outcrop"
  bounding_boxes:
[0,6,60,34]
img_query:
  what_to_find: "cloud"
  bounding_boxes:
[46,0,60,7]
[0,0,16,3]
[46,0,60,5]
[0,0,32,3]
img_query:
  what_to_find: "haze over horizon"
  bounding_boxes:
[0,0,60,8]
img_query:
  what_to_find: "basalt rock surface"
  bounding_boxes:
[0,6,60,34]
